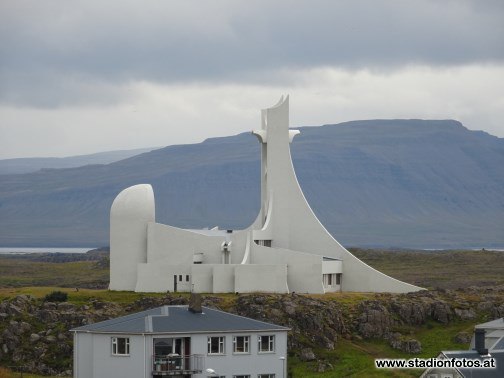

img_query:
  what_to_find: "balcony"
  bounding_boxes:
[152,354,204,376]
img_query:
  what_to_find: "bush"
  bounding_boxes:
[44,290,68,302]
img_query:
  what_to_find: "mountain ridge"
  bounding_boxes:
[1,119,502,248]
[0,147,159,175]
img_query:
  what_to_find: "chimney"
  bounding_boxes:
[188,293,202,313]
[473,328,488,355]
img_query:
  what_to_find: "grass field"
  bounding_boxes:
[1,249,502,377]
[351,248,504,289]
[0,258,108,289]
[0,286,487,377]
[2,249,503,291]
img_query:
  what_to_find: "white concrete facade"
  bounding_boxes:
[110,96,423,294]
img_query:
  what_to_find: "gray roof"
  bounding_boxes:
[442,350,504,378]
[72,306,289,334]
[476,318,504,330]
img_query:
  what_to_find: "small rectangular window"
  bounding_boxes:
[258,335,275,353]
[208,336,225,354]
[179,275,182,281]
[336,273,341,285]
[111,337,130,356]
[258,375,275,378]
[186,275,190,282]
[233,375,251,378]
[233,336,250,353]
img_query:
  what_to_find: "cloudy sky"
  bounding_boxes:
[0,0,503,159]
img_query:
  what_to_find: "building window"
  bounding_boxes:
[258,335,275,353]
[179,275,182,281]
[254,240,272,247]
[111,337,130,356]
[258,375,275,378]
[186,275,190,282]
[233,376,251,378]
[208,336,225,354]
[233,336,250,353]
[323,273,341,287]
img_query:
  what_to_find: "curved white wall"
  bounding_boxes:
[109,97,423,294]
[252,96,423,293]
[109,184,155,291]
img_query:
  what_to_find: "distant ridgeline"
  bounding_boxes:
[0,119,503,248]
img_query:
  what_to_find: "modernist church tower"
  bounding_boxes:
[110,96,423,294]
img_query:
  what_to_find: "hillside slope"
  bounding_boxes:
[0,119,503,248]
[0,147,158,174]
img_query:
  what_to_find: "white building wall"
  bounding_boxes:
[76,330,287,378]
[73,332,93,378]
[135,262,191,292]
[110,184,154,291]
[192,264,214,293]
[147,222,223,264]
[109,97,423,294]
[251,244,325,293]
[74,333,149,378]
[234,264,288,293]
[251,96,423,293]
[212,265,235,293]
[191,331,288,378]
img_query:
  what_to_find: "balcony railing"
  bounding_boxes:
[152,354,204,376]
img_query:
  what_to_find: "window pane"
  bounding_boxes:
[259,335,274,352]
[112,337,129,355]
[208,336,224,354]
[234,336,249,353]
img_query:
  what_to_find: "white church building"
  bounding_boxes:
[109,96,423,294]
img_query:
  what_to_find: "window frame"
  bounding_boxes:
[207,336,225,355]
[258,374,275,378]
[257,335,275,353]
[233,335,250,354]
[111,336,130,356]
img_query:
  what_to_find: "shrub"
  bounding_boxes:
[44,290,68,302]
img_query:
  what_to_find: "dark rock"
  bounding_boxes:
[357,301,393,338]
[454,332,472,344]
[7,304,22,316]
[315,360,333,373]
[431,301,452,324]
[389,333,422,354]
[299,347,316,361]
[454,308,476,320]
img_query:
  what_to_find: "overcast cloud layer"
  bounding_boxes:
[1,0,503,158]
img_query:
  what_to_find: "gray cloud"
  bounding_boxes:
[1,0,503,107]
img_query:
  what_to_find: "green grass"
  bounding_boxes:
[287,318,482,377]
[414,320,475,358]
[1,250,502,377]
[289,339,419,377]
[0,287,493,377]
[0,258,108,289]
[0,286,168,304]
[351,249,504,289]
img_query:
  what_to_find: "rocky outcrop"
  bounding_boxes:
[232,294,347,351]
[388,332,422,354]
[0,286,503,375]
